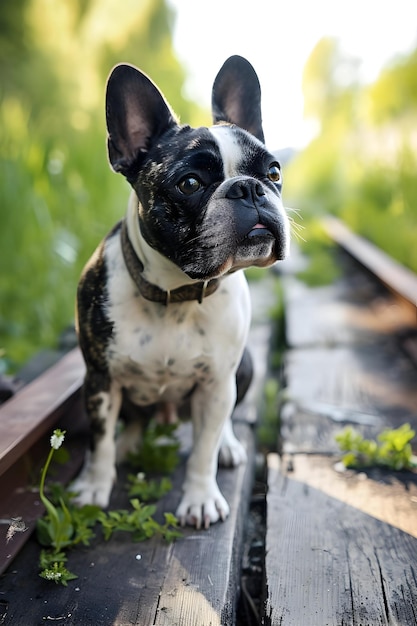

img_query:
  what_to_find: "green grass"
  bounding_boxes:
[283,124,417,277]
[0,99,129,373]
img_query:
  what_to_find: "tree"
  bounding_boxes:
[367,48,417,123]
[285,40,417,274]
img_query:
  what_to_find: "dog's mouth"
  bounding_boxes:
[246,222,274,239]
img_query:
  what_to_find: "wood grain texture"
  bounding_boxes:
[279,454,417,539]
[281,341,417,455]
[269,243,417,625]
[0,348,85,475]
[264,453,417,626]
[283,272,416,351]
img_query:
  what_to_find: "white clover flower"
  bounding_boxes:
[44,570,62,581]
[50,429,66,450]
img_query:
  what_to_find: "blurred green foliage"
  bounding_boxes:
[335,423,416,471]
[0,0,206,372]
[293,219,340,287]
[284,38,417,277]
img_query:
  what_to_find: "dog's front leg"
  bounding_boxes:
[176,377,238,529]
[72,373,122,508]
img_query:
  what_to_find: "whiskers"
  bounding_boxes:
[286,206,305,242]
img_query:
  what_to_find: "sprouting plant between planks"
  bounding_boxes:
[335,423,417,471]
[33,428,181,585]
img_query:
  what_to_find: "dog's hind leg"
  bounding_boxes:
[72,372,122,508]
[218,347,252,467]
[235,346,253,405]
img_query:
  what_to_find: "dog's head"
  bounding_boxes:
[106,55,289,280]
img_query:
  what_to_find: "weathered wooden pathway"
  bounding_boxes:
[1,223,416,625]
[264,236,417,625]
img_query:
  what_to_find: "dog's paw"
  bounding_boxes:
[218,435,247,467]
[71,463,115,508]
[176,482,230,529]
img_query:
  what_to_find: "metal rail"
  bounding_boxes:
[323,215,417,312]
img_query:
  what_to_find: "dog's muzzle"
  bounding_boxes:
[223,178,275,240]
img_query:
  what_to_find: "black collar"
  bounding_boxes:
[120,219,220,305]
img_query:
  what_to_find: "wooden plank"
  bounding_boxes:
[0,393,88,575]
[0,346,86,573]
[283,271,416,350]
[0,348,85,476]
[142,422,255,626]
[323,215,417,309]
[0,361,88,575]
[264,453,417,626]
[281,343,417,454]
[278,453,417,538]
[0,421,255,626]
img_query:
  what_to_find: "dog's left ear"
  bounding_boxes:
[106,64,178,180]
[212,55,264,144]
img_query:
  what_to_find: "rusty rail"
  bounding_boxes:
[323,215,417,312]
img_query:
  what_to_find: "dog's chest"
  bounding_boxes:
[104,268,218,405]
[110,309,213,404]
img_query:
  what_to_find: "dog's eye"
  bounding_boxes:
[178,175,201,195]
[267,163,281,183]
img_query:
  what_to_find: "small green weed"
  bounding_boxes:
[335,423,417,471]
[257,378,281,452]
[97,500,180,543]
[127,473,173,501]
[268,280,287,369]
[34,429,181,585]
[127,421,180,474]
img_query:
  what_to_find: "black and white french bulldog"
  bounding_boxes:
[72,55,290,528]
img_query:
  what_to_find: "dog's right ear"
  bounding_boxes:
[106,64,177,180]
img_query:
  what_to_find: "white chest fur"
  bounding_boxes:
[103,231,251,406]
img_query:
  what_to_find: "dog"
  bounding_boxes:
[72,55,290,529]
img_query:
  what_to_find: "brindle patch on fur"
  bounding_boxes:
[77,226,119,374]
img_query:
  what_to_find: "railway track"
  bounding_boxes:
[1,217,416,625]
[323,215,417,313]
[264,217,417,625]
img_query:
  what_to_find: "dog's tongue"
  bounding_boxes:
[248,223,272,238]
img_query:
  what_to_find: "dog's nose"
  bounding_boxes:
[224,178,269,241]
[225,179,265,202]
